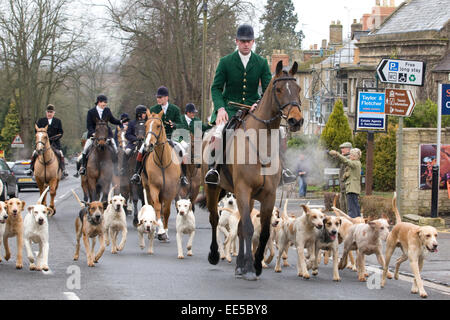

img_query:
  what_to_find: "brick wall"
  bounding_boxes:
[397,128,450,216]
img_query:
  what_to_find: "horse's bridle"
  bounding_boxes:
[36,133,50,153]
[248,76,302,127]
[94,122,108,147]
[145,117,167,151]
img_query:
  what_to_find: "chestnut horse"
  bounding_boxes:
[33,125,61,215]
[141,110,181,241]
[86,119,114,202]
[202,61,304,280]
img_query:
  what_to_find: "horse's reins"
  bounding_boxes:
[36,133,56,183]
[247,76,301,128]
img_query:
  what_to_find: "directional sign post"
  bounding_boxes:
[384,89,416,117]
[377,59,425,86]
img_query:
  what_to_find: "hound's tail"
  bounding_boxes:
[332,206,359,224]
[107,185,117,203]
[282,199,289,220]
[37,186,50,204]
[143,188,149,206]
[333,193,339,208]
[392,191,401,224]
[71,189,85,208]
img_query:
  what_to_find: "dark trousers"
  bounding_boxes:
[346,193,361,218]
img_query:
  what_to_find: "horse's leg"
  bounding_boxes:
[132,185,139,227]
[49,179,58,215]
[206,185,222,265]
[87,175,97,202]
[235,187,256,281]
[254,195,276,277]
[162,199,171,240]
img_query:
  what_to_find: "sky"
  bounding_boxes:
[73,0,402,58]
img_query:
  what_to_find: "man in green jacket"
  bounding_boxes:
[130,86,189,186]
[204,24,296,185]
[329,148,362,218]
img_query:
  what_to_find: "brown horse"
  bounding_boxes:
[202,61,304,280]
[86,119,114,202]
[124,119,147,227]
[141,110,181,241]
[33,125,61,215]
[177,134,202,211]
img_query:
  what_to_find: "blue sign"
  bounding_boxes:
[389,61,399,71]
[442,84,450,115]
[357,92,386,130]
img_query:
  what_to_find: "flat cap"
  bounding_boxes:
[339,142,352,149]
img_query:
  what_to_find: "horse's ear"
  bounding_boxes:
[289,62,298,76]
[275,60,283,77]
[158,110,164,119]
[44,125,48,131]
[146,109,151,119]
[35,124,39,131]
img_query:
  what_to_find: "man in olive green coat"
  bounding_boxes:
[205,24,296,185]
[329,148,362,218]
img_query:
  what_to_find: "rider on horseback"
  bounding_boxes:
[204,24,297,185]
[78,95,129,176]
[123,105,148,162]
[30,104,68,177]
[130,87,189,186]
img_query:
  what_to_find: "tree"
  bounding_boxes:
[373,123,397,191]
[256,0,304,58]
[405,99,450,128]
[0,0,86,156]
[0,100,20,159]
[320,99,353,151]
[108,0,250,115]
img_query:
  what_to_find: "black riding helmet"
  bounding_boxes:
[135,105,148,118]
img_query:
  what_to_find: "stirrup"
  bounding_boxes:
[205,169,220,185]
[180,176,189,187]
[281,169,296,184]
[79,167,86,176]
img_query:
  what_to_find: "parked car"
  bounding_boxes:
[10,160,38,192]
[0,158,19,200]
[6,161,15,169]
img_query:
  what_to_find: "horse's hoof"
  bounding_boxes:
[157,233,168,241]
[254,261,263,276]
[208,251,220,265]
[133,218,138,228]
[235,267,243,278]
[243,272,258,281]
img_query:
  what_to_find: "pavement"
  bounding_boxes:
[279,193,450,288]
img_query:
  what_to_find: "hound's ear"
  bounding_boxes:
[138,220,143,226]
[46,207,54,216]
[289,61,298,76]
[301,204,309,214]
[27,206,34,214]
[336,217,342,225]
[320,208,325,213]
[109,199,112,204]
[368,221,376,228]
[275,60,283,77]
[21,201,26,211]
[102,202,108,210]
[146,109,151,119]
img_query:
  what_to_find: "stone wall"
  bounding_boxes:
[397,128,450,216]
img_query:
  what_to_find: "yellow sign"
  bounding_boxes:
[0,150,4,158]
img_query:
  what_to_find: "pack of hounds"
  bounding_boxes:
[0,178,439,298]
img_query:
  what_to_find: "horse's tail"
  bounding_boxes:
[71,189,86,208]
[108,185,117,203]
[37,186,50,204]
[392,191,401,224]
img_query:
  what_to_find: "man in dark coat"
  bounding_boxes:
[78,95,128,176]
[30,104,68,177]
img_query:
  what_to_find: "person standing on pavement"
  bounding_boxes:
[329,147,362,218]
[295,153,308,197]
[204,24,296,185]
[338,142,352,213]
[31,104,68,177]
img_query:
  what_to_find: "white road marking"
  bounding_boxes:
[63,292,80,300]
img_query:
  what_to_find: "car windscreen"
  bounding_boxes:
[11,163,30,174]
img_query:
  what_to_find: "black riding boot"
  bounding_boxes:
[79,153,87,176]
[29,152,38,174]
[180,164,189,186]
[73,159,81,178]
[131,157,144,184]
[60,156,68,177]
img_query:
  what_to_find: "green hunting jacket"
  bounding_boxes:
[335,153,361,195]
[210,50,272,125]
[149,103,182,139]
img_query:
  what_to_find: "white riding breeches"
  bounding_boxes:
[83,137,117,154]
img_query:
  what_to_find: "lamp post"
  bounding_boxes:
[201,0,208,123]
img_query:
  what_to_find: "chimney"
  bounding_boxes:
[375,0,380,5]
[382,0,387,6]
[351,18,363,39]
[329,20,343,46]
[270,50,289,74]
[321,39,327,49]
[390,0,395,6]
[313,44,318,50]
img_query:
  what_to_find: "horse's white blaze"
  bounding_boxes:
[286,82,291,95]
[145,121,153,148]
